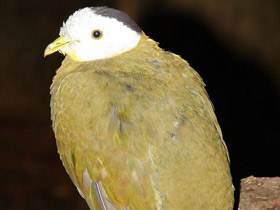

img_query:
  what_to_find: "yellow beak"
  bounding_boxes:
[44,36,72,57]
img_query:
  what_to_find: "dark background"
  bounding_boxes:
[1,0,279,209]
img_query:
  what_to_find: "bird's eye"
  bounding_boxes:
[92,30,103,40]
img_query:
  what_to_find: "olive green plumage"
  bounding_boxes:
[50,33,234,210]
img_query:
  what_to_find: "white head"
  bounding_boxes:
[45,7,142,61]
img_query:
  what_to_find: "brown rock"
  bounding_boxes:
[238,176,280,210]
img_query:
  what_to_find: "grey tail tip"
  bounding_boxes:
[96,182,108,210]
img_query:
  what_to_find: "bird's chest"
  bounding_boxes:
[51,71,178,160]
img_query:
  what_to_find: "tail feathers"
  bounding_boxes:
[81,170,130,210]
[83,179,116,210]
[87,181,131,210]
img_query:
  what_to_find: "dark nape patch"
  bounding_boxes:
[90,7,142,34]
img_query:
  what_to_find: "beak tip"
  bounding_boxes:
[44,49,50,57]
[44,45,53,58]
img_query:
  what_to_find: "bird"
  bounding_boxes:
[45,6,234,210]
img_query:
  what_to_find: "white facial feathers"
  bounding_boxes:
[59,7,141,61]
